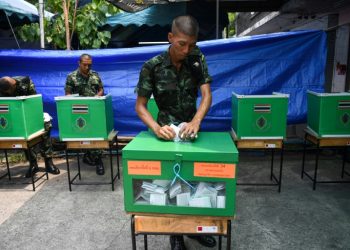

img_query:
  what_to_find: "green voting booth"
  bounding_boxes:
[55,94,114,141]
[122,131,238,217]
[0,94,44,139]
[232,92,289,139]
[307,91,350,137]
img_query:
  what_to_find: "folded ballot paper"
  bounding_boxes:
[141,181,167,194]
[192,182,218,208]
[150,193,167,205]
[170,123,198,142]
[134,179,226,208]
[176,192,191,206]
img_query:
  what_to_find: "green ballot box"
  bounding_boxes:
[0,94,44,139]
[122,131,238,217]
[55,94,114,141]
[307,91,350,137]
[232,92,289,139]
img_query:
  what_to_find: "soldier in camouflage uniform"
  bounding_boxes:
[65,54,105,175]
[135,16,214,250]
[0,76,60,178]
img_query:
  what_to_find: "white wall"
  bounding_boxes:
[332,24,350,92]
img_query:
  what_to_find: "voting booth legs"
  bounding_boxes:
[0,131,49,191]
[301,129,350,190]
[235,139,284,192]
[64,131,120,191]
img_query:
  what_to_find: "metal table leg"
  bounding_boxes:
[65,149,72,192]
[301,133,307,179]
[270,149,274,180]
[278,145,284,193]
[313,143,320,190]
[227,220,231,250]
[131,215,136,250]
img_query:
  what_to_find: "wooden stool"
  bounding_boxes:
[131,213,232,250]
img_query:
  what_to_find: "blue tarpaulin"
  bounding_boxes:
[0,30,326,137]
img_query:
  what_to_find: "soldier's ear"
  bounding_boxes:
[168,32,173,43]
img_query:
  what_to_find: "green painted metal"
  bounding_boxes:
[232,92,289,139]
[0,95,44,139]
[147,97,158,132]
[55,94,114,140]
[307,91,350,137]
[122,131,238,216]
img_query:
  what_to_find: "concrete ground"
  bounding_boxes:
[0,149,350,250]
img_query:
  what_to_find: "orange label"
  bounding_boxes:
[127,161,161,175]
[194,162,235,178]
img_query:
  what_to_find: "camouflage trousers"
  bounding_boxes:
[26,121,54,162]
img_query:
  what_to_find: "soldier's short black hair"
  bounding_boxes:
[0,77,11,92]
[172,15,199,37]
[80,54,92,62]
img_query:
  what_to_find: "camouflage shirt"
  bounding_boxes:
[135,46,212,126]
[65,69,103,97]
[0,76,37,97]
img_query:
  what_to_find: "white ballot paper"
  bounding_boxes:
[142,181,167,194]
[169,182,182,199]
[176,192,191,206]
[216,196,226,208]
[135,189,151,202]
[189,197,212,208]
[170,123,198,142]
[214,182,225,191]
[150,193,167,205]
[152,179,171,189]
[193,182,218,208]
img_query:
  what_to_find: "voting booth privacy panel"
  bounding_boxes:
[55,94,114,141]
[0,30,326,136]
[232,92,289,139]
[122,131,238,216]
[0,94,44,139]
[307,91,350,137]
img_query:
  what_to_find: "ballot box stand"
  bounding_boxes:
[231,129,284,192]
[302,91,350,190]
[64,130,120,191]
[0,130,48,191]
[231,92,288,192]
[130,213,233,250]
[301,128,350,190]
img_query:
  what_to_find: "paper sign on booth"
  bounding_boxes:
[194,163,235,178]
[128,161,161,175]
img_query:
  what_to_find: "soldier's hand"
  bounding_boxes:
[155,125,176,140]
[179,120,200,140]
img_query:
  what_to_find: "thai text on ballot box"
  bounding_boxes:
[122,131,238,217]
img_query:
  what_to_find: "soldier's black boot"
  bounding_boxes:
[83,152,96,166]
[45,158,60,175]
[95,157,105,176]
[25,160,40,178]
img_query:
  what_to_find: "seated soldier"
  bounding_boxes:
[0,76,60,177]
[65,54,105,175]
